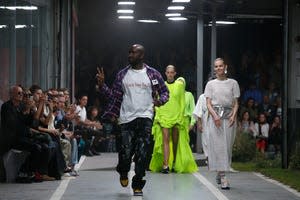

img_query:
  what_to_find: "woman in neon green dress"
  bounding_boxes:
[179,77,196,138]
[150,65,198,173]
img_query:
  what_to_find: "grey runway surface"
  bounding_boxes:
[0,153,299,200]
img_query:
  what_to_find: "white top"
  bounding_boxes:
[119,67,153,124]
[48,114,56,130]
[204,78,240,107]
[43,105,50,116]
[75,105,87,123]
[253,123,269,138]
[193,94,209,157]
[193,94,208,121]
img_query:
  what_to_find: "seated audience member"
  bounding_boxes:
[30,85,66,180]
[87,106,103,154]
[64,102,86,160]
[268,115,282,154]
[41,95,73,175]
[238,111,254,135]
[239,97,258,122]
[271,97,282,120]
[1,85,55,182]
[251,113,269,153]
[257,95,273,123]
[75,94,100,156]
[55,95,79,176]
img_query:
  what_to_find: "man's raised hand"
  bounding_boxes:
[96,67,105,87]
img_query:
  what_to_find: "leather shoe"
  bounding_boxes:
[161,166,169,174]
[85,150,94,157]
[133,188,143,196]
[91,149,101,156]
[120,176,128,187]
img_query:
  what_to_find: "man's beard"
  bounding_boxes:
[128,59,140,66]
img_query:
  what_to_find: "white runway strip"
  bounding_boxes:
[253,172,300,198]
[193,172,229,200]
[49,179,70,200]
[49,156,86,200]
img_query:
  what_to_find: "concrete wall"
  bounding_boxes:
[0,0,73,100]
[288,0,300,108]
[287,0,300,163]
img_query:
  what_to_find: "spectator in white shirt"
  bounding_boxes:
[252,113,269,153]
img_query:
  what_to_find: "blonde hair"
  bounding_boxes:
[165,65,176,71]
[214,57,225,64]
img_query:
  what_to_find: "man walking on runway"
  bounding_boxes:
[96,44,169,196]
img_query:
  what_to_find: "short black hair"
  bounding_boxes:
[29,84,42,94]
[76,93,88,101]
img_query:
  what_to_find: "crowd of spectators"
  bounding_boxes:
[0,85,116,183]
[235,50,283,155]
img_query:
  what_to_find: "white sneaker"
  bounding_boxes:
[229,167,239,173]
[221,176,230,190]
[69,170,79,176]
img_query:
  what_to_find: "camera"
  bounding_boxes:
[47,95,53,101]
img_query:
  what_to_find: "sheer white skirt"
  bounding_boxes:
[207,116,236,171]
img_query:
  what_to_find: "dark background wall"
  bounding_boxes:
[75,0,282,103]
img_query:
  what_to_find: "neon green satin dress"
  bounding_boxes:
[183,90,196,134]
[150,77,198,173]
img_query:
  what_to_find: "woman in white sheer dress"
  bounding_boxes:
[204,58,240,190]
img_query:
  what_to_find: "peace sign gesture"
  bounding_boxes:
[96,67,105,87]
